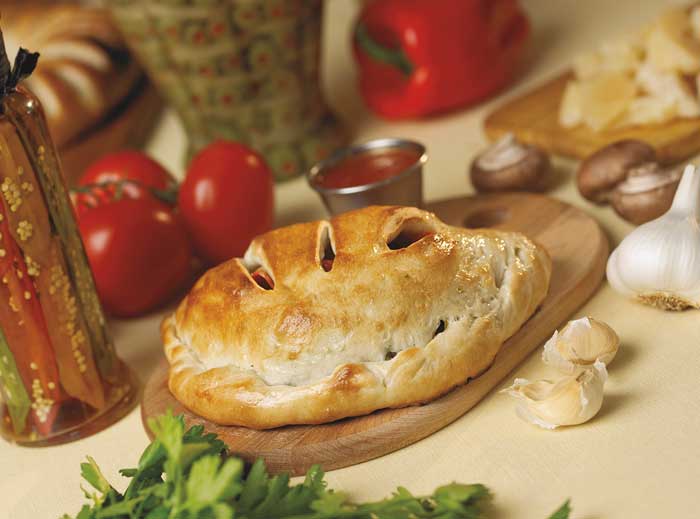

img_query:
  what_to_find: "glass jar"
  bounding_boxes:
[0,52,137,446]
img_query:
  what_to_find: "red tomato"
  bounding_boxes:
[73,151,178,218]
[71,182,150,219]
[78,197,193,318]
[80,150,176,191]
[178,140,274,265]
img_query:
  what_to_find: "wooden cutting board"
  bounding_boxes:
[484,72,700,164]
[141,193,609,475]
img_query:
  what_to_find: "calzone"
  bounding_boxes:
[162,206,551,429]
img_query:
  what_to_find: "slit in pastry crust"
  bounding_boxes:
[386,217,436,250]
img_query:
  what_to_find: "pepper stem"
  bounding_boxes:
[354,23,414,76]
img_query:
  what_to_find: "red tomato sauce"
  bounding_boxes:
[315,147,421,189]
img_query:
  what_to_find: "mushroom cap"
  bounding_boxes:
[611,166,680,224]
[576,140,656,203]
[470,145,550,193]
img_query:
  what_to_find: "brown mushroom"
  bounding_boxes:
[470,133,550,193]
[577,139,656,203]
[611,162,682,224]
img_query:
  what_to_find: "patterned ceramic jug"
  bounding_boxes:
[109,0,346,181]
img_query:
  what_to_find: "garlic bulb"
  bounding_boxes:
[606,164,700,310]
[542,317,619,374]
[502,362,608,430]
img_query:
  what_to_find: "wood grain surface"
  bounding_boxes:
[484,73,700,164]
[142,193,609,475]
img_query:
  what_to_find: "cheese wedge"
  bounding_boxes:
[577,72,637,131]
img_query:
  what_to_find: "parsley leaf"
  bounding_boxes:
[547,500,572,519]
[80,457,111,495]
[61,412,572,519]
[185,456,244,513]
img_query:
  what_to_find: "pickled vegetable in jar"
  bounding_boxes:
[0,28,137,445]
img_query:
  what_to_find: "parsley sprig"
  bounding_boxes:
[61,411,570,519]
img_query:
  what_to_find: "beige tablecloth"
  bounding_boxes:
[3,1,699,517]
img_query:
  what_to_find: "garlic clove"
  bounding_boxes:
[606,164,700,310]
[542,317,620,374]
[502,361,608,430]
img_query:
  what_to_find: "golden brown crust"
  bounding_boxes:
[163,206,552,429]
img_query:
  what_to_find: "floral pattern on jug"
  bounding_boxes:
[109,0,345,181]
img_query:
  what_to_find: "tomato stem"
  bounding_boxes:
[71,179,179,206]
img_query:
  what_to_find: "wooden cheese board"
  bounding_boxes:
[142,192,609,475]
[484,72,700,164]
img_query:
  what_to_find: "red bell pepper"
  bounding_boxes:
[0,198,62,436]
[353,0,530,119]
[0,128,106,411]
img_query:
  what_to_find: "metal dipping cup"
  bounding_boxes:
[307,138,427,215]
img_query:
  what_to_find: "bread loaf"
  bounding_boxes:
[2,2,142,149]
